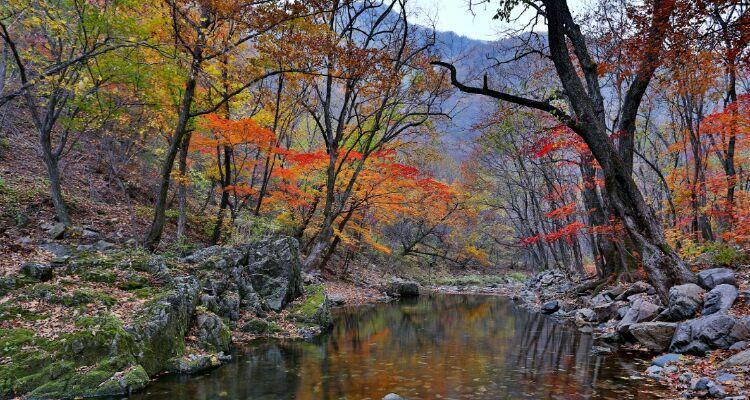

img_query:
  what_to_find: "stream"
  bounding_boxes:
[128,293,666,399]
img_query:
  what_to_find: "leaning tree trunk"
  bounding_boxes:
[144,61,199,251]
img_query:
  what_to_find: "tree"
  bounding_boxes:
[296,0,449,269]
[141,0,308,250]
[434,0,696,300]
[0,0,135,226]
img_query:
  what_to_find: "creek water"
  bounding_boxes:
[128,293,666,399]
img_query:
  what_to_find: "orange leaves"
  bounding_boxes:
[193,114,276,152]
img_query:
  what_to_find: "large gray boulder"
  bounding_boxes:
[660,283,705,321]
[697,268,737,289]
[129,276,201,375]
[630,322,678,352]
[184,237,304,312]
[670,314,750,355]
[246,237,304,311]
[194,311,232,353]
[703,284,738,316]
[617,298,660,334]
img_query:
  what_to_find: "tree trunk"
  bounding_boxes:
[176,131,192,240]
[144,60,199,251]
[210,145,232,245]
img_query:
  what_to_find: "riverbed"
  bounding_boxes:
[127,293,666,399]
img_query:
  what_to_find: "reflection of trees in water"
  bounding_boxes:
[505,310,598,398]
[127,294,664,400]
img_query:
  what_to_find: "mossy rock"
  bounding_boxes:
[240,318,284,335]
[287,284,332,330]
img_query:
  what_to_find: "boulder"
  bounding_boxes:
[697,268,737,289]
[383,394,405,400]
[541,300,560,315]
[575,308,597,325]
[129,276,201,375]
[246,237,304,311]
[194,311,232,353]
[660,283,705,321]
[385,279,420,297]
[703,284,738,316]
[629,322,678,352]
[721,348,750,368]
[670,314,750,355]
[166,353,230,374]
[592,302,623,322]
[20,262,53,282]
[617,298,660,334]
[287,284,333,330]
[184,237,304,312]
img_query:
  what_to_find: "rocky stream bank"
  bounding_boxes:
[0,236,360,399]
[435,267,750,399]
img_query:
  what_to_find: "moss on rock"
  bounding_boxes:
[287,284,332,330]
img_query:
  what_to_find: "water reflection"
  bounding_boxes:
[128,294,665,399]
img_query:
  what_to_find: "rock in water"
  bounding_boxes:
[383,394,405,400]
[702,284,738,316]
[629,322,678,352]
[541,300,560,315]
[697,268,737,289]
[661,284,705,321]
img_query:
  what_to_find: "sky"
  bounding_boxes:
[409,0,588,40]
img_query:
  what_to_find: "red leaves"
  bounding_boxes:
[545,202,578,219]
